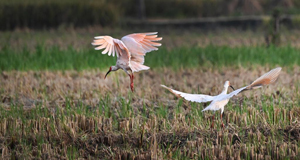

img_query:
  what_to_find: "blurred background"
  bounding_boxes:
[0,0,300,70]
[1,0,300,30]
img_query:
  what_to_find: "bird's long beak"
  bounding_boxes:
[230,85,235,90]
[104,69,111,79]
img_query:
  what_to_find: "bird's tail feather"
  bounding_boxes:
[202,105,213,112]
[130,61,150,73]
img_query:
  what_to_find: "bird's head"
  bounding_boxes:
[104,66,119,79]
[224,81,235,90]
[104,66,112,79]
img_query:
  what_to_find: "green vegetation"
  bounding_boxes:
[0,45,299,71]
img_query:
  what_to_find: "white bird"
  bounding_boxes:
[161,67,282,128]
[92,32,162,92]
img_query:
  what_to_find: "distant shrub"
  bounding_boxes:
[0,1,119,30]
[292,15,300,27]
[0,0,299,30]
[120,0,300,19]
[120,0,223,18]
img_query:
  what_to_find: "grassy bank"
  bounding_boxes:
[0,45,299,71]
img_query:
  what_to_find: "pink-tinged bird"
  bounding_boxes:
[92,32,162,92]
[161,67,281,128]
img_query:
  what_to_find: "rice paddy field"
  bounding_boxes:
[0,28,300,159]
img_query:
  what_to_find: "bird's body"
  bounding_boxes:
[202,98,230,112]
[161,67,282,128]
[200,82,231,114]
[92,32,162,91]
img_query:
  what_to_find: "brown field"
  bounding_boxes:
[0,67,299,159]
[0,67,294,105]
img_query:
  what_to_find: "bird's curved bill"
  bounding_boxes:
[104,70,111,79]
[230,85,235,90]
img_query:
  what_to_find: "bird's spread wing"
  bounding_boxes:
[218,67,282,101]
[91,36,130,58]
[201,86,247,113]
[161,85,215,103]
[121,32,162,65]
[247,67,282,89]
[217,86,248,102]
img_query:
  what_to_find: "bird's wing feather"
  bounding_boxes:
[218,67,282,101]
[247,67,282,89]
[121,32,162,65]
[218,86,248,101]
[161,85,215,103]
[92,36,130,58]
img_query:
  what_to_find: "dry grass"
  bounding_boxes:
[0,67,299,159]
[1,27,300,51]
[1,66,294,106]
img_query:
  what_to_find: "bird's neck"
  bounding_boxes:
[221,86,228,94]
[111,66,119,71]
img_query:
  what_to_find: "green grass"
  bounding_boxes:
[0,45,299,71]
